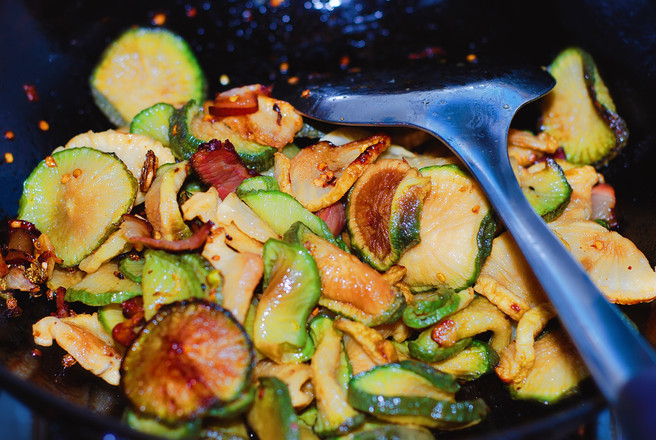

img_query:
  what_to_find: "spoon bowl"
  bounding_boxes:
[274,64,656,439]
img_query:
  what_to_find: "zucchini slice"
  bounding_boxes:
[239,190,338,245]
[431,340,499,382]
[286,222,405,326]
[118,254,145,283]
[90,27,206,126]
[173,99,277,171]
[347,360,488,429]
[97,303,126,335]
[130,102,176,147]
[141,249,205,320]
[123,408,201,439]
[145,161,192,241]
[510,329,588,404]
[17,147,137,267]
[247,376,301,440]
[402,287,475,329]
[333,422,435,440]
[121,300,254,423]
[253,239,321,364]
[398,164,496,292]
[517,158,572,222]
[309,315,365,436]
[347,159,431,271]
[65,260,142,306]
[540,47,628,166]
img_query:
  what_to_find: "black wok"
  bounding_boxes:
[1,0,655,438]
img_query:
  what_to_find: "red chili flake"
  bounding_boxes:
[31,348,42,358]
[431,319,456,346]
[408,46,446,61]
[38,120,49,131]
[301,89,311,98]
[339,55,350,69]
[45,156,57,168]
[152,12,167,26]
[4,131,15,140]
[510,303,521,313]
[23,84,39,102]
[185,5,197,17]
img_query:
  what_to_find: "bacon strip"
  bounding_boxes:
[127,221,213,251]
[190,139,257,199]
[316,201,347,237]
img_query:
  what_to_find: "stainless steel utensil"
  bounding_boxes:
[274,64,656,439]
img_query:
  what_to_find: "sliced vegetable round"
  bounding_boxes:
[65,260,142,306]
[121,300,254,423]
[518,158,572,222]
[90,27,206,126]
[541,47,628,166]
[130,102,176,147]
[347,159,431,271]
[17,147,137,267]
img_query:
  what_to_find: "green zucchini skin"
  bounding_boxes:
[206,386,255,419]
[169,99,204,161]
[123,407,202,440]
[408,336,474,363]
[432,340,500,382]
[253,239,321,364]
[118,255,145,283]
[247,376,301,440]
[347,361,487,428]
[65,261,142,306]
[130,102,176,147]
[519,158,572,222]
[235,175,280,197]
[141,249,205,321]
[402,289,470,329]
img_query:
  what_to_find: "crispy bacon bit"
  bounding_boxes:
[4,294,21,317]
[301,89,310,98]
[316,201,346,237]
[210,84,271,117]
[190,139,257,199]
[127,221,213,251]
[23,84,39,102]
[113,297,145,346]
[139,150,158,193]
[54,287,74,318]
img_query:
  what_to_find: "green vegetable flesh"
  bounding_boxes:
[145,161,192,241]
[65,261,142,306]
[253,239,321,364]
[235,175,280,197]
[206,386,255,419]
[118,255,145,283]
[247,376,301,440]
[17,147,137,267]
[239,190,338,245]
[123,407,202,440]
[97,304,127,335]
[130,102,176,147]
[121,300,254,424]
[519,158,572,222]
[431,340,499,381]
[348,361,488,429]
[169,99,204,160]
[141,249,205,321]
[408,335,473,363]
[347,159,431,271]
[398,164,496,292]
[541,47,628,166]
[90,27,206,126]
[402,289,473,329]
[308,315,365,436]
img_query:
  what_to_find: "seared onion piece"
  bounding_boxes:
[127,221,213,251]
[315,201,346,237]
[191,139,257,199]
[139,149,158,193]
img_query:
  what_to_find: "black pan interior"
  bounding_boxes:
[0,1,655,439]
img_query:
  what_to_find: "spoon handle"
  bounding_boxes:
[423,110,656,439]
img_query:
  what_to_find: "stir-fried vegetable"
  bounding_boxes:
[4,31,656,440]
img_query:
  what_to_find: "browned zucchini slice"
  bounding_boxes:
[121,300,254,423]
[285,222,405,326]
[347,159,431,271]
[541,47,628,166]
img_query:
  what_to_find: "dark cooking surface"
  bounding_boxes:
[0,0,655,439]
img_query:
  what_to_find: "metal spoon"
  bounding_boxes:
[274,64,656,439]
